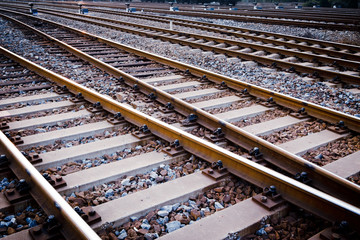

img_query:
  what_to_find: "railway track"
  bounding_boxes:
[4,3,360,55]
[2,4,360,88]
[7,1,360,31]
[1,45,358,239]
[111,4,360,25]
[0,5,359,240]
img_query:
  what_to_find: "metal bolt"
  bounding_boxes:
[93,102,101,108]
[114,112,122,119]
[261,196,267,202]
[55,175,62,182]
[89,210,96,216]
[74,206,85,215]
[165,102,174,110]
[173,139,180,147]
[338,121,345,128]
[47,215,55,224]
[141,124,149,133]
[188,113,198,122]
[217,160,223,168]
[33,225,42,235]
[269,185,277,194]
[7,188,15,196]
[213,128,222,136]
[0,155,7,162]
[43,173,51,180]
[148,93,156,100]
[251,147,260,155]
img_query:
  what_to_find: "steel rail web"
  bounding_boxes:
[3,2,360,56]
[11,6,360,85]
[1,11,359,209]
[1,45,360,233]
[30,7,360,70]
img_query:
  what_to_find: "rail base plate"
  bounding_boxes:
[81,206,102,225]
[205,134,225,143]
[107,118,125,125]
[252,193,285,211]
[290,112,309,119]
[29,224,64,240]
[4,189,30,204]
[327,126,348,134]
[162,146,185,157]
[131,131,152,139]
[47,175,67,189]
[202,167,229,181]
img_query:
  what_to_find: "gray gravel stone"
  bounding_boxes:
[157,210,169,217]
[166,221,181,233]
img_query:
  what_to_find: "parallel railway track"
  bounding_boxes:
[8,1,360,31]
[2,4,360,87]
[1,33,359,240]
[0,4,359,240]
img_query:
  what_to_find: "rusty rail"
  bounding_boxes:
[3,2,360,58]
[90,8,360,62]
[32,7,360,71]
[6,1,360,30]
[1,11,359,209]
[1,45,360,233]
[4,6,359,85]
[0,50,100,240]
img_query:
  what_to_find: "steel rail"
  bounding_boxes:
[1,11,360,208]
[19,1,360,27]
[16,1,360,19]
[10,7,360,85]
[32,7,360,71]
[3,2,360,59]
[101,7,360,31]
[215,9,360,22]
[111,6,360,24]
[1,45,360,233]
[2,2,355,31]
[101,2,360,21]
[95,9,360,61]
[89,7,360,54]
[0,48,100,240]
